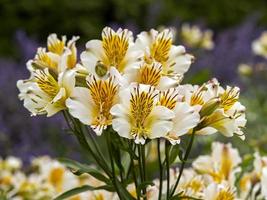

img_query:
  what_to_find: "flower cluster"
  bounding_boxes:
[17,27,246,144]
[16,27,247,199]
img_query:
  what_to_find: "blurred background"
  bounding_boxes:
[1,0,267,162]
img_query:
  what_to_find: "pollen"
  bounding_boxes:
[150,31,172,64]
[87,76,118,131]
[130,86,156,139]
[102,28,129,72]
[139,63,162,86]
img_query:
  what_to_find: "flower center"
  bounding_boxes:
[150,32,172,64]
[139,63,162,86]
[48,36,65,55]
[215,188,235,200]
[158,89,178,110]
[220,87,239,111]
[130,86,156,139]
[102,29,129,72]
[87,76,118,130]
[33,49,58,73]
[34,70,59,98]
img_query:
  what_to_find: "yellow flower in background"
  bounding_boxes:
[177,169,204,199]
[203,182,236,200]
[193,142,241,186]
[252,31,267,58]
[66,74,119,135]
[110,84,175,144]
[17,69,76,116]
[180,23,214,50]
[80,27,142,79]
[135,29,194,82]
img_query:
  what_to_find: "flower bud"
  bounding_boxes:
[95,61,108,77]
[199,97,221,117]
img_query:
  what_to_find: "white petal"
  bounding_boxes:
[151,120,173,139]
[112,118,131,139]
[150,106,175,120]
[171,102,200,137]
[66,87,93,125]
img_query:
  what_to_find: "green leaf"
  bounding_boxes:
[54,185,115,200]
[58,158,110,183]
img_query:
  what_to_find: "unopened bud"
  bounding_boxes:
[95,61,108,77]
[199,98,221,117]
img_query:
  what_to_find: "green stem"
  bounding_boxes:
[141,144,147,199]
[62,111,112,177]
[170,131,196,197]
[165,140,170,199]
[129,141,140,200]
[157,139,163,200]
[138,144,146,199]
[106,131,123,200]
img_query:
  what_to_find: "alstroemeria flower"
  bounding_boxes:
[135,29,194,83]
[197,86,246,139]
[28,34,79,74]
[177,80,246,139]
[110,84,175,144]
[158,88,200,144]
[193,142,241,186]
[176,169,204,199]
[66,75,119,135]
[80,27,142,79]
[17,68,76,117]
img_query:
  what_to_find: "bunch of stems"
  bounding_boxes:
[62,111,196,200]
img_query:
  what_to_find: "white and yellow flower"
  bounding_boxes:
[176,168,205,199]
[135,29,194,83]
[197,86,246,139]
[110,83,175,144]
[180,23,214,50]
[28,34,79,74]
[158,88,200,144]
[66,74,119,135]
[252,31,267,58]
[193,142,241,186]
[17,68,76,116]
[80,27,142,79]
[203,182,236,200]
